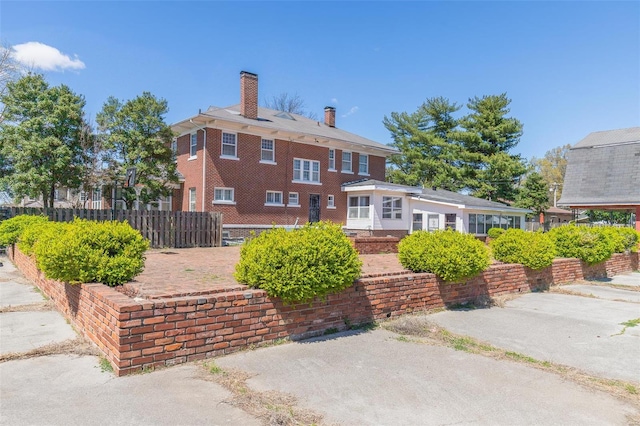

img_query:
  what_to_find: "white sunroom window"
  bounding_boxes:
[382,196,402,219]
[348,196,370,219]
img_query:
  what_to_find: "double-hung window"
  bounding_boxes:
[261,139,275,162]
[265,191,283,206]
[92,188,102,209]
[382,196,402,219]
[190,133,197,157]
[214,187,234,203]
[328,149,336,171]
[342,151,352,173]
[358,154,369,175]
[293,158,320,184]
[348,196,370,219]
[188,188,196,211]
[288,192,299,206]
[221,132,237,158]
[327,195,335,208]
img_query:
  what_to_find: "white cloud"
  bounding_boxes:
[341,106,359,118]
[331,98,338,104]
[11,42,85,72]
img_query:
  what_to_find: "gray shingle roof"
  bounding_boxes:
[558,128,640,206]
[178,105,397,155]
[343,179,531,213]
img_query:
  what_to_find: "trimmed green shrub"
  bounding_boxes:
[34,219,149,286]
[490,229,555,270]
[548,225,614,265]
[487,228,505,238]
[17,220,62,255]
[608,227,640,253]
[234,221,362,304]
[398,230,490,282]
[0,215,49,246]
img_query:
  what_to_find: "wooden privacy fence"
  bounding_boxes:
[1,207,223,248]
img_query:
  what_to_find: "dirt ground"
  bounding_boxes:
[121,246,408,299]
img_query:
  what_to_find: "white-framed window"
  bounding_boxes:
[189,188,196,211]
[342,151,352,173]
[328,149,336,171]
[265,191,283,206]
[293,158,320,184]
[468,214,522,234]
[261,139,275,163]
[213,187,234,204]
[221,132,237,158]
[288,192,299,206]
[348,196,370,219]
[171,139,177,160]
[382,196,402,219]
[79,191,87,203]
[190,133,197,157]
[358,154,369,175]
[92,188,102,210]
[327,194,335,209]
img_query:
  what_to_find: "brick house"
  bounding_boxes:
[171,71,397,237]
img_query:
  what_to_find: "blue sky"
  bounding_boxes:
[2,1,638,161]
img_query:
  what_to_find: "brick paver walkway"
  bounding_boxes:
[121,246,407,300]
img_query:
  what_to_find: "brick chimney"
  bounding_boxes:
[240,71,258,120]
[324,106,336,128]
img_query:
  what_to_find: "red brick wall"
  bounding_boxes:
[176,126,387,227]
[352,237,401,254]
[10,245,636,376]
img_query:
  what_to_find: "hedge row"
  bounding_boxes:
[0,215,148,286]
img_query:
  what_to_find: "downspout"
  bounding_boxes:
[189,119,207,211]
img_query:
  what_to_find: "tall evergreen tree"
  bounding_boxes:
[0,74,87,207]
[384,97,464,190]
[458,93,526,201]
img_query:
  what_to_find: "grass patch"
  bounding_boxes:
[0,337,99,363]
[613,318,640,336]
[323,327,339,336]
[98,356,113,373]
[0,300,55,313]
[199,361,325,426]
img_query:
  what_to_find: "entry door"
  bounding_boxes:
[308,194,320,223]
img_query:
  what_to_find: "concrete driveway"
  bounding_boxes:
[0,256,260,426]
[427,273,640,383]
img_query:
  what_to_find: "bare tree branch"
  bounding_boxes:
[263,92,318,120]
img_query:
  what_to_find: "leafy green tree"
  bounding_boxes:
[458,94,526,201]
[585,210,632,225]
[96,92,178,209]
[515,172,550,216]
[532,144,571,202]
[0,74,86,207]
[384,97,465,191]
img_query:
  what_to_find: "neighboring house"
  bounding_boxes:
[170,71,397,237]
[342,179,530,237]
[558,127,640,231]
[543,206,573,225]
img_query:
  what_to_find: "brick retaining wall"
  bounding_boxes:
[351,237,400,254]
[7,245,638,376]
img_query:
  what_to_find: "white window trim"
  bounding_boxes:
[327,194,336,210]
[382,196,402,220]
[292,157,321,185]
[265,191,284,207]
[260,139,276,165]
[328,149,336,172]
[287,192,300,207]
[342,151,353,173]
[213,187,236,205]
[348,195,370,219]
[358,153,370,176]
[220,132,238,159]
[188,188,197,212]
[189,133,198,159]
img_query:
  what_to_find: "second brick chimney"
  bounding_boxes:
[324,106,336,128]
[240,71,258,120]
